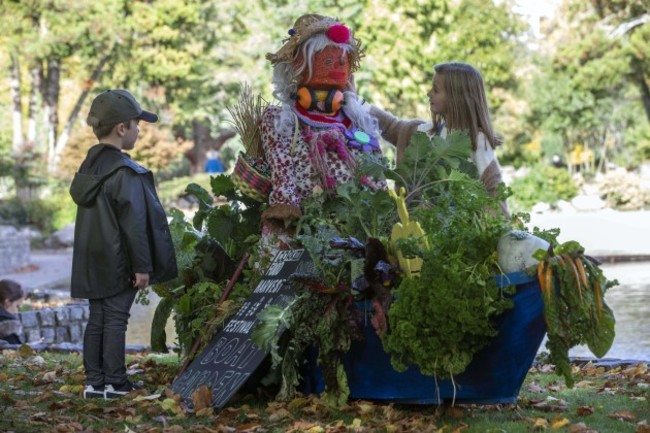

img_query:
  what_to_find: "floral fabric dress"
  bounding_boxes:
[259,104,384,250]
[261,105,383,207]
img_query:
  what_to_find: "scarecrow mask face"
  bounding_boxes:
[300,46,350,90]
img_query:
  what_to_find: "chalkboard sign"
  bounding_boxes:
[171,248,315,408]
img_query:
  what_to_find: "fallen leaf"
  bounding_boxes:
[267,408,291,422]
[235,422,260,432]
[134,393,162,401]
[159,398,183,416]
[41,370,58,383]
[551,416,570,430]
[576,406,594,416]
[528,383,544,393]
[196,407,214,417]
[568,422,599,432]
[532,417,548,430]
[636,424,650,433]
[58,384,84,394]
[607,410,637,422]
[287,397,309,410]
[191,385,213,411]
[532,396,568,412]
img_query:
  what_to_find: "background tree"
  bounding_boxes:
[515,0,649,171]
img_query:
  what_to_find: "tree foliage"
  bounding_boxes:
[518,0,649,169]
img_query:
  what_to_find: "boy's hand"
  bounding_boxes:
[133,273,150,289]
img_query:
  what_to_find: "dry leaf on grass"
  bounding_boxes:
[532,417,549,430]
[568,422,599,432]
[576,406,595,416]
[607,410,637,421]
[551,416,570,430]
[191,385,213,411]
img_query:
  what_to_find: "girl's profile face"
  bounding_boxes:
[428,74,447,117]
[3,297,23,315]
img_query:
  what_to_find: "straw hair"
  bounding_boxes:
[227,83,268,157]
[432,62,500,150]
[266,14,362,72]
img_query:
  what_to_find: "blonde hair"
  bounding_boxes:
[432,62,499,150]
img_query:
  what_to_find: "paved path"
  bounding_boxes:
[528,209,650,258]
[0,248,73,294]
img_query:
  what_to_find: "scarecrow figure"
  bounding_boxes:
[254,14,384,249]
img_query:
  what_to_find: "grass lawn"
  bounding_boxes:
[0,347,647,432]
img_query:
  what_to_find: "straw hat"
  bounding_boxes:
[266,14,363,71]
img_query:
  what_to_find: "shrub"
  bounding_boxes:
[509,164,578,211]
[599,168,650,210]
[156,173,213,209]
[0,188,76,235]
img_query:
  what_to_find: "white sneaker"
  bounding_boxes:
[83,384,105,399]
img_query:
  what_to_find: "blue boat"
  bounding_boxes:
[302,271,546,404]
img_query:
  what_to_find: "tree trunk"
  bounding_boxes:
[9,51,24,153]
[188,119,236,175]
[27,65,40,149]
[51,50,113,172]
[43,57,60,172]
[632,67,650,122]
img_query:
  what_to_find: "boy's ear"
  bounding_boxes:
[114,122,125,137]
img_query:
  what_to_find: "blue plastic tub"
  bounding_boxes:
[302,271,546,405]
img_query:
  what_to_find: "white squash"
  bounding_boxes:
[497,230,550,274]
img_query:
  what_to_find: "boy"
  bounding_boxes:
[70,89,177,399]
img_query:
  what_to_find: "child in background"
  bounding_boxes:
[0,279,25,345]
[370,62,510,218]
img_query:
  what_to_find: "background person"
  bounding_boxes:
[0,279,25,346]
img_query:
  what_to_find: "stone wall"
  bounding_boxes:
[0,225,30,274]
[18,302,89,344]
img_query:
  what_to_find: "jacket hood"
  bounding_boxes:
[70,172,105,207]
[69,144,145,207]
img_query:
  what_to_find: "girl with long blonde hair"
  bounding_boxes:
[371,61,509,217]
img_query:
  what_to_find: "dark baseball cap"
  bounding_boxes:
[86,89,158,128]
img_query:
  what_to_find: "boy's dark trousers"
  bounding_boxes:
[83,287,138,387]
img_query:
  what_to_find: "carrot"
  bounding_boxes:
[594,280,603,320]
[544,260,553,303]
[574,256,588,288]
[563,253,583,302]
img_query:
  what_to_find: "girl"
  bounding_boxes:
[0,279,25,345]
[371,62,510,217]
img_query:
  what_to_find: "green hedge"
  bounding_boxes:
[509,164,578,211]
